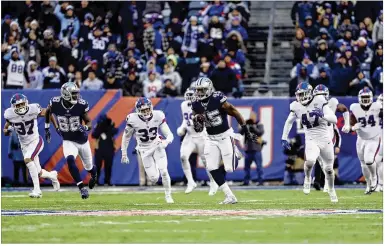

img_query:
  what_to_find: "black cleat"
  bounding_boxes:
[370,184,377,193]
[89,175,97,189]
[80,187,89,199]
[313,182,321,191]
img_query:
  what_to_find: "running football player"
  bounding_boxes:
[375,93,383,192]
[45,82,97,199]
[4,93,60,198]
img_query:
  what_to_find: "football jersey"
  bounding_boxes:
[192,91,229,135]
[328,97,339,113]
[6,59,25,87]
[350,103,382,140]
[290,95,332,141]
[4,103,41,145]
[49,96,90,144]
[126,110,166,147]
[181,100,206,138]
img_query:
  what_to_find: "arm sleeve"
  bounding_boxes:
[160,122,174,144]
[281,112,297,140]
[255,123,264,136]
[121,124,134,154]
[333,124,341,148]
[322,104,337,124]
[54,4,64,21]
[342,111,350,126]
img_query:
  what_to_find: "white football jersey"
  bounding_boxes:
[350,103,382,140]
[126,110,165,147]
[181,100,206,138]
[291,95,332,141]
[4,103,42,145]
[6,59,25,87]
[328,97,339,113]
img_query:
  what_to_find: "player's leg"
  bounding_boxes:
[63,140,88,199]
[216,137,237,204]
[154,147,174,203]
[180,137,197,193]
[78,141,97,189]
[375,139,383,192]
[363,137,381,192]
[320,141,338,202]
[303,140,320,194]
[21,137,44,198]
[356,137,371,194]
[196,139,218,195]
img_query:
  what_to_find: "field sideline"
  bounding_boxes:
[1,186,383,243]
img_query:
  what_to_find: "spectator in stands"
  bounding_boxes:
[81,70,103,90]
[166,17,183,42]
[337,1,355,24]
[344,46,360,73]
[54,4,80,41]
[6,21,22,44]
[103,43,124,83]
[87,26,109,68]
[159,78,178,97]
[322,3,338,28]
[353,37,373,64]
[226,48,246,68]
[79,13,94,47]
[302,15,318,40]
[83,59,103,80]
[336,29,354,50]
[289,65,311,96]
[349,70,373,96]
[182,16,204,57]
[1,15,12,42]
[359,30,374,49]
[26,60,43,89]
[143,15,169,58]
[312,66,331,88]
[42,56,66,89]
[122,71,141,97]
[301,37,316,61]
[74,71,82,88]
[337,15,359,39]
[210,59,237,96]
[330,55,354,96]
[320,17,338,41]
[161,63,182,94]
[225,31,246,54]
[66,63,76,83]
[372,10,383,44]
[316,39,333,66]
[291,1,316,27]
[226,16,248,42]
[201,0,226,27]
[199,62,212,78]
[143,71,162,98]
[38,1,59,33]
[315,57,331,76]
[67,36,83,65]
[290,54,319,81]
[20,20,42,65]
[362,17,374,37]
[292,28,306,65]
[104,72,121,89]
[208,16,225,52]
[371,43,383,75]
[315,27,334,50]
[372,66,383,95]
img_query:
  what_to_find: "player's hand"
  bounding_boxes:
[79,125,90,133]
[177,126,186,137]
[334,147,340,154]
[160,139,171,149]
[341,125,351,133]
[311,108,324,118]
[193,115,204,132]
[352,123,360,131]
[45,127,51,143]
[55,127,62,136]
[121,153,129,164]
[281,140,291,151]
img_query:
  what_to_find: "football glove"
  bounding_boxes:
[281,140,291,151]
[79,125,90,133]
[311,108,324,118]
[341,125,351,133]
[352,123,360,131]
[193,115,205,132]
[45,127,51,143]
[121,153,129,164]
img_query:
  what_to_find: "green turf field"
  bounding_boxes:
[1,188,383,243]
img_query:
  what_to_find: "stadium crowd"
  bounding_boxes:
[1,1,250,98]
[290,1,383,97]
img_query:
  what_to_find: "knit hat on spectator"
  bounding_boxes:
[30,19,38,27]
[318,39,327,46]
[10,21,19,28]
[324,3,332,9]
[190,16,198,22]
[4,14,11,20]
[10,46,18,55]
[359,29,368,37]
[66,5,74,11]
[167,55,178,67]
[305,15,312,21]
[91,59,98,65]
[85,13,94,22]
[49,56,57,62]
[319,28,328,35]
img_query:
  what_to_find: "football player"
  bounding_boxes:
[282,82,338,203]
[350,89,382,194]
[177,88,218,195]
[191,77,257,204]
[313,84,351,192]
[121,97,175,203]
[45,82,97,199]
[3,93,60,198]
[375,93,383,192]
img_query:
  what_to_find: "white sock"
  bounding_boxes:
[325,169,335,191]
[377,161,383,185]
[220,183,234,197]
[206,170,216,185]
[26,162,40,191]
[181,158,195,185]
[361,163,371,188]
[367,163,377,186]
[40,169,53,179]
[161,171,171,196]
[304,161,314,183]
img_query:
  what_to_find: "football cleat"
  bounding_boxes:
[80,187,89,199]
[369,183,378,193]
[364,186,371,195]
[375,184,383,192]
[328,189,338,203]
[51,170,60,191]
[303,181,311,195]
[165,195,174,204]
[89,174,97,189]
[29,190,42,198]
[185,182,197,194]
[219,195,238,204]
[208,181,219,196]
[323,184,329,193]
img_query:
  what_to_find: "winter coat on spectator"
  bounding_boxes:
[161,68,182,94]
[353,44,373,64]
[103,51,124,80]
[42,66,66,89]
[202,3,225,17]
[143,76,163,98]
[182,22,204,54]
[87,32,110,66]
[81,77,104,90]
[372,66,383,94]
[370,49,383,75]
[337,23,359,40]
[54,5,80,40]
[158,79,178,97]
[314,28,335,49]
[290,61,319,80]
[226,24,248,41]
[329,63,354,95]
[291,2,316,27]
[225,30,247,52]
[372,15,383,44]
[208,21,225,51]
[210,66,237,94]
[302,22,319,40]
[26,61,43,89]
[38,2,60,34]
[143,25,169,56]
[224,49,246,68]
[312,69,331,88]
[349,72,374,96]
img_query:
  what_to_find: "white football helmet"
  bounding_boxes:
[194,77,214,100]
[358,88,373,107]
[184,88,195,101]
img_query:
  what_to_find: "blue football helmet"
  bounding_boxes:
[313,84,330,100]
[135,97,153,119]
[358,88,373,107]
[295,82,313,105]
[10,93,29,115]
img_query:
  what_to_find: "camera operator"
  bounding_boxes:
[91,114,118,186]
[283,135,305,185]
[240,118,265,186]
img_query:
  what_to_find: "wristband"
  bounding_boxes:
[45,123,50,128]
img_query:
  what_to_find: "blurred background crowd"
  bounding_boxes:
[1,1,383,98]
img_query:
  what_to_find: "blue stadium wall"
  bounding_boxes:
[1,90,368,185]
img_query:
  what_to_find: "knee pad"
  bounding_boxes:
[323,166,333,174]
[159,169,168,177]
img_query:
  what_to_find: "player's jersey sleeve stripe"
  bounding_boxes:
[160,118,166,125]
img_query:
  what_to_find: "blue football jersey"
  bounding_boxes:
[192,91,229,135]
[49,96,90,144]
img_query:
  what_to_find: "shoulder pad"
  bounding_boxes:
[29,103,42,115]
[329,97,339,106]
[4,108,14,120]
[350,103,359,111]
[289,101,300,111]
[212,91,227,103]
[154,110,166,120]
